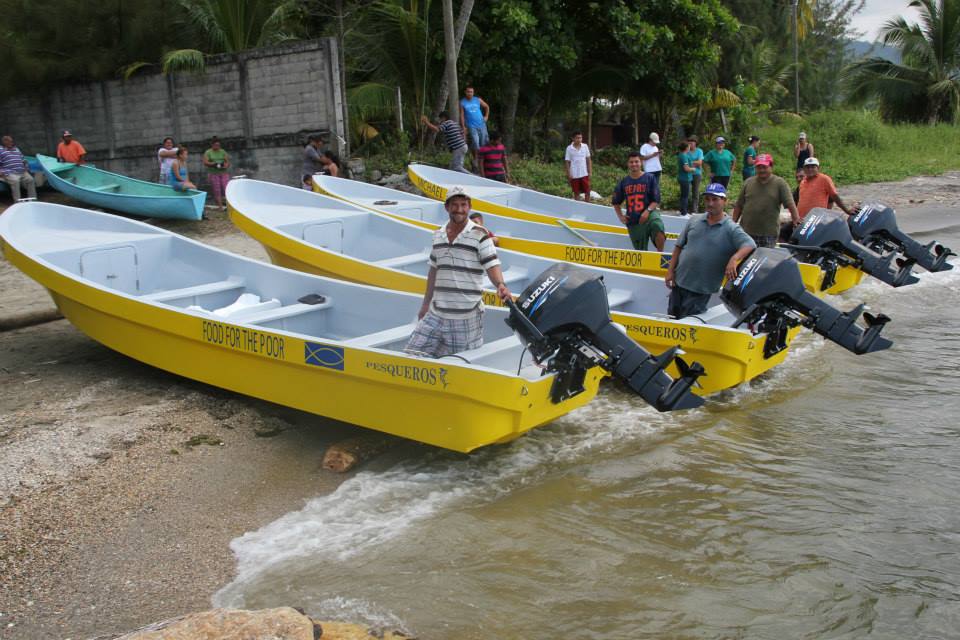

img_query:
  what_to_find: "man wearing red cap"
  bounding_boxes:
[732,153,799,248]
[56,130,86,165]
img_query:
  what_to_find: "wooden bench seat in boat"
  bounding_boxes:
[375,252,430,269]
[215,299,282,321]
[607,288,633,309]
[454,336,519,362]
[240,299,334,325]
[344,322,419,348]
[90,183,121,192]
[500,267,528,286]
[141,277,246,303]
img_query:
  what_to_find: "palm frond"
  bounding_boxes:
[119,61,154,80]
[162,49,207,74]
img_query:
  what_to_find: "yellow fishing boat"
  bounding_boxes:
[408,162,647,235]
[406,164,872,295]
[313,174,832,295]
[0,202,620,453]
[229,179,885,396]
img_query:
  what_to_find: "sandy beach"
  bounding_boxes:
[1,173,957,639]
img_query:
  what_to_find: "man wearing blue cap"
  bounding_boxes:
[665,182,756,318]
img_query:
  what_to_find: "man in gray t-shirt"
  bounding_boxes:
[302,134,325,188]
[665,182,756,318]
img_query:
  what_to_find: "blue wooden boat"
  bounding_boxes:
[37,154,206,220]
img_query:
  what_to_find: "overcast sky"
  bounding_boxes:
[854,0,923,41]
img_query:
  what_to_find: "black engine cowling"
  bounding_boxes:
[721,247,893,356]
[850,202,955,272]
[787,208,918,288]
[505,263,705,411]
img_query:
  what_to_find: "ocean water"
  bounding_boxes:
[214,222,960,639]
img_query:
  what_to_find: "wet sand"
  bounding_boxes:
[0,175,957,639]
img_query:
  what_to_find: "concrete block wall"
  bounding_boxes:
[0,38,345,191]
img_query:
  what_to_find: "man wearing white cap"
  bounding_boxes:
[794,131,814,172]
[797,157,851,219]
[666,181,755,318]
[56,130,86,165]
[405,186,512,358]
[639,132,662,187]
[703,136,735,188]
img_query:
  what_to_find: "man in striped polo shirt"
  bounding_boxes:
[0,135,37,202]
[477,130,510,182]
[421,112,470,174]
[405,187,512,358]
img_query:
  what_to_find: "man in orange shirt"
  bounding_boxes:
[797,157,851,218]
[56,130,86,165]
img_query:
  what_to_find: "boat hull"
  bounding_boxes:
[405,164,869,295]
[230,203,797,396]
[408,163,634,235]
[2,212,601,454]
[38,154,205,220]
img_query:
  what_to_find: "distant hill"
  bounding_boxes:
[847,40,901,63]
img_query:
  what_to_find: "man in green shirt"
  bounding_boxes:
[202,137,231,211]
[731,154,799,248]
[703,136,735,188]
[742,135,760,180]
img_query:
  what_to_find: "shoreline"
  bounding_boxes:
[1,172,957,639]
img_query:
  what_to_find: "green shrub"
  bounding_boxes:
[593,145,633,167]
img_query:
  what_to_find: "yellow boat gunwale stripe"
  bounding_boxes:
[0,239,604,436]
[230,201,800,395]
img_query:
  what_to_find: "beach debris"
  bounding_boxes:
[322,435,394,473]
[183,434,223,448]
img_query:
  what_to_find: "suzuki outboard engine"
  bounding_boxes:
[721,247,893,357]
[505,263,705,411]
[850,202,955,272]
[787,208,918,288]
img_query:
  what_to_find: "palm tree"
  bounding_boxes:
[796,0,818,40]
[844,0,960,123]
[123,0,302,77]
[345,0,442,140]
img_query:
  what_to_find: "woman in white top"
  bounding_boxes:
[157,137,178,184]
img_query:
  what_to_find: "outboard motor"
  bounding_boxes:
[721,247,893,357]
[850,202,955,272]
[505,263,705,411]
[787,208,918,288]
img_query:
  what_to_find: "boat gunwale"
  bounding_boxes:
[233,178,761,341]
[0,202,553,385]
[37,154,206,201]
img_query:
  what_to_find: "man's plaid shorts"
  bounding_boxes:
[404,308,484,358]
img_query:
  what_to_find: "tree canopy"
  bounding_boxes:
[0,0,885,149]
